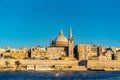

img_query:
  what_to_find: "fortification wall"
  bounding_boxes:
[0,60,78,66]
[87,60,120,68]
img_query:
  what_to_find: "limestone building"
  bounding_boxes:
[0,46,30,59]
[30,28,75,60]
[1,27,120,62]
[49,27,74,58]
[31,46,47,59]
[75,44,102,60]
[99,50,113,60]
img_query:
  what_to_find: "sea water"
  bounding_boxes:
[0,71,120,80]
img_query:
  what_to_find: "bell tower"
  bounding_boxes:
[68,27,74,57]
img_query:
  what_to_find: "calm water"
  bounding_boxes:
[0,71,120,80]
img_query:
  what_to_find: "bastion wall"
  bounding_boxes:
[0,60,78,66]
[87,60,120,68]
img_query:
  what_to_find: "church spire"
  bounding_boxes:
[69,27,73,39]
[70,27,72,37]
[68,27,74,58]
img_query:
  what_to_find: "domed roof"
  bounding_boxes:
[56,35,68,42]
[55,30,68,47]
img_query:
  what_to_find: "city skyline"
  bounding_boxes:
[0,0,120,48]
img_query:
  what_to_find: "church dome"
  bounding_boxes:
[55,30,68,47]
[56,35,68,43]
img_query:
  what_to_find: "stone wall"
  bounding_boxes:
[0,60,78,66]
[87,60,120,68]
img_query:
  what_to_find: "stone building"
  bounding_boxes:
[30,28,75,60]
[99,50,113,60]
[75,44,101,60]
[47,47,66,60]
[1,27,119,62]
[31,46,47,59]
[101,46,108,53]
[10,47,30,59]
[49,28,74,59]
[75,44,91,60]
[114,51,120,60]
[0,46,30,59]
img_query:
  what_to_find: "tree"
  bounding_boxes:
[15,60,21,70]
[5,61,10,68]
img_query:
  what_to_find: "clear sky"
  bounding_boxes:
[0,0,120,48]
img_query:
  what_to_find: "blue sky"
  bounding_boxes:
[0,0,120,48]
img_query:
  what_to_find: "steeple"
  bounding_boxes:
[68,27,74,57]
[70,27,72,37]
[69,27,73,39]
